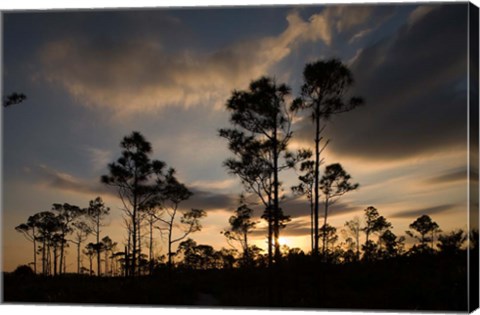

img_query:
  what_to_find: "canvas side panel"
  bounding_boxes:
[469,2,479,313]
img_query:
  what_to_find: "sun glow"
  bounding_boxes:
[278,237,289,246]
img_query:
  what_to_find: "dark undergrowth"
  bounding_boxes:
[2,253,469,311]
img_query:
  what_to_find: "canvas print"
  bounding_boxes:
[1,1,479,312]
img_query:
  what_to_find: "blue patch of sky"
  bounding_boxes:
[168,6,292,51]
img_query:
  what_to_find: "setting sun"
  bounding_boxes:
[278,237,289,246]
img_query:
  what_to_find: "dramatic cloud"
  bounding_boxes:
[37,6,390,115]
[295,5,468,162]
[37,13,305,114]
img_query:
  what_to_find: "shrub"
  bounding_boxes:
[13,265,34,277]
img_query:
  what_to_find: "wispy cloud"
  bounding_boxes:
[407,5,440,28]
[349,28,373,43]
[189,178,237,191]
[84,146,113,172]
[182,188,238,212]
[425,167,468,185]
[29,164,114,197]
[391,204,455,219]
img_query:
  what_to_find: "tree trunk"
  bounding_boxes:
[313,104,321,256]
[42,238,46,275]
[105,250,109,276]
[272,115,281,263]
[322,198,329,257]
[310,198,314,254]
[149,218,154,275]
[124,245,129,277]
[59,232,64,275]
[431,231,435,249]
[243,230,249,265]
[77,242,81,274]
[96,218,101,276]
[53,245,58,276]
[33,227,37,274]
[356,230,360,260]
[111,255,115,277]
[168,221,173,269]
[267,197,273,267]
[89,256,93,276]
[47,243,51,276]
[138,220,142,275]
[132,195,137,276]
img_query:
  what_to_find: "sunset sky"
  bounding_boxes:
[2,2,474,272]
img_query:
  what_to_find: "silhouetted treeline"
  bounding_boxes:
[15,198,115,276]
[5,241,473,310]
[15,200,477,275]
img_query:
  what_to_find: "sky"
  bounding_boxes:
[1,2,476,272]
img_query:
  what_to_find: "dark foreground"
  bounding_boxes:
[3,255,470,311]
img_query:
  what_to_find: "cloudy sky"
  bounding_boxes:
[2,2,475,272]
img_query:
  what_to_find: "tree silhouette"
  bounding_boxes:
[3,92,26,107]
[71,219,92,274]
[319,163,358,256]
[222,195,257,266]
[15,213,42,274]
[216,248,238,269]
[220,131,276,263]
[101,236,116,276]
[176,238,199,269]
[50,233,65,276]
[31,211,63,275]
[407,214,440,253]
[142,203,160,274]
[52,203,82,274]
[437,229,466,255]
[220,76,299,264]
[319,223,338,259]
[343,216,362,260]
[291,149,318,252]
[176,239,223,269]
[378,229,405,259]
[13,265,34,277]
[151,168,206,269]
[362,206,391,260]
[101,131,167,276]
[86,197,110,276]
[291,59,363,256]
[83,242,97,276]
